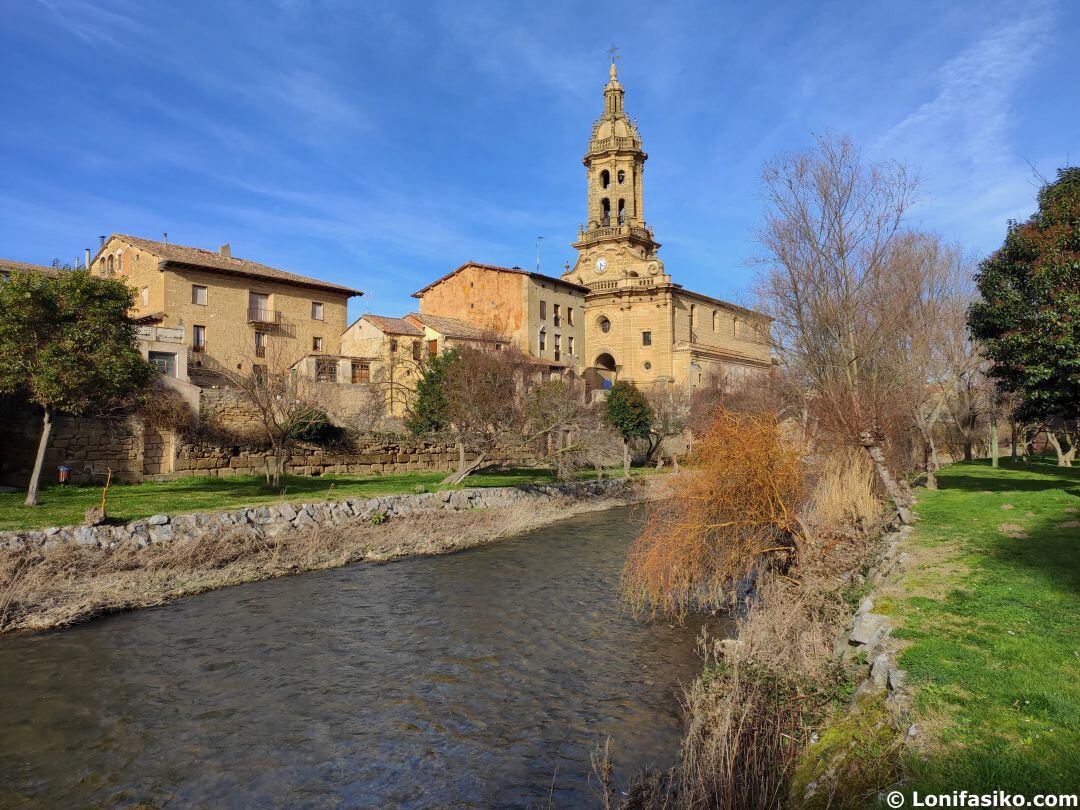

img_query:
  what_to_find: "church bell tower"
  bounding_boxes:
[563,60,667,288]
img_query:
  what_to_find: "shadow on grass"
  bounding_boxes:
[935,458,1080,494]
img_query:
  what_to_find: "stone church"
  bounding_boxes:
[410,60,774,393]
[561,61,772,391]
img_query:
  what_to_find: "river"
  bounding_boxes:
[0,506,707,808]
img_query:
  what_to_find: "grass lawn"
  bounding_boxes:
[0,465,659,531]
[880,460,1080,793]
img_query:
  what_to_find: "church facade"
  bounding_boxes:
[562,62,773,391]
[392,60,773,396]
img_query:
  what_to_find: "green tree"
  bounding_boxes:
[969,168,1080,463]
[603,381,653,477]
[405,347,459,435]
[0,269,154,506]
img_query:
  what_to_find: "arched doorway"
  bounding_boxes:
[594,352,617,390]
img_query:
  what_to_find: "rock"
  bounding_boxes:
[148,514,169,526]
[293,511,317,528]
[277,502,298,521]
[149,524,175,543]
[84,506,106,527]
[74,526,98,547]
[870,653,890,687]
[906,723,919,739]
[887,668,907,691]
[858,596,874,614]
[43,526,60,537]
[850,613,889,646]
[439,490,452,502]
[448,491,470,509]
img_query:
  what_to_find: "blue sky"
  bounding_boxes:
[2,0,1077,322]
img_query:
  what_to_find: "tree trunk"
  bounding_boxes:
[441,444,487,485]
[622,439,630,479]
[25,407,54,507]
[860,431,916,524]
[1010,421,1018,461]
[923,440,937,490]
[1045,431,1068,467]
[989,418,999,468]
[272,445,288,487]
[594,462,603,481]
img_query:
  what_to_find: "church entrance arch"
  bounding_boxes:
[593,352,617,390]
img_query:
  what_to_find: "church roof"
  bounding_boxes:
[411,261,589,297]
[95,234,364,297]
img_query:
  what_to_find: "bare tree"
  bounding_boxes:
[645,386,690,469]
[220,336,326,488]
[757,133,922,522]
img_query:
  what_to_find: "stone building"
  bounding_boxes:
[339,314,427,417]
[411,262,587,370]
[560,62,773,391]
[89,234,363,383]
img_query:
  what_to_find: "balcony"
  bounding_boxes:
[247,308,282,325]
[136,325,185,344]
[576,222,655,245]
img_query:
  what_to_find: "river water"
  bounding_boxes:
[0,506,707,808]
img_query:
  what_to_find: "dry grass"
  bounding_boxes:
[614,410,888,808]
[807,448,880,535]
[0,491,642,635]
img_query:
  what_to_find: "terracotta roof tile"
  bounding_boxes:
[103,235,363,296]
[361,314,424,336]
[411,261,590,297]
[406,312,509,342]
[0,259,62,277]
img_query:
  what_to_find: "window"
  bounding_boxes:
[148,351,176,377]
[248,292,272,323]
[644,361,652,370]
[107,255,115,274]
[618,199,625,225]
[712,310,718,331]
[554,334,561,361]
[642,331,652,346]
[427,339,438,357]
[192,324,206,352]
[253,364,267,382]
[539,300,547,320]
[412,340,421,362]
[601,198,611,224]
[254,330,266,358]
[311,301,324,321]
[618,169,626,185]
[192,285,207,306]
[140,286,149,307]
[600,169,610,188]
[567,307,575,327]
[352,361,370,383]
[598,315,611,333]
[389,338,398,352]
[315,357,336,382]
[538,327,546,352]
[553,303,561,326]
[690,304,697,333]
[312,336,323,352]
[567,335,574,355]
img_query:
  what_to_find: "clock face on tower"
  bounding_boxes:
[594,257,608,274]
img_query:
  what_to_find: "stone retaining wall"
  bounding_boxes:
[0,479,634,552]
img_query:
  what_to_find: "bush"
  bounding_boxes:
[294,409,348,447]
[622,408,804,616]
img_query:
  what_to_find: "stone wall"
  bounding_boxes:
[0,478,634,551]
[0,396,144,487]
[0,394,538,488]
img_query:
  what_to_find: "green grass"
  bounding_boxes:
[882,460,1080,794]
[0,465,659,531]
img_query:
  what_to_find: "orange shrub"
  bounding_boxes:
[622,408,804,616]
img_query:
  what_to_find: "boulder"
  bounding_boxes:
[147,514,169,526]
[74,526,99,547]
[850,613,889,646]
[887,668,907,691]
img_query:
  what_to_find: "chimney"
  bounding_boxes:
[163,232,168,245]
[84,248,91,267]
[219,243,231,258]
[98,235,105,247]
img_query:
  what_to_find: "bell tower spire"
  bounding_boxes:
[563,56,665,289]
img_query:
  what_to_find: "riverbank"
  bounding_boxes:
[786,459,1080,804]
[0,476,670,635]
[0,466,663,531]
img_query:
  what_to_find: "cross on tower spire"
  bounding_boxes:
[607,44,619,70]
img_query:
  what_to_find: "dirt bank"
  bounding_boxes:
[1,478,668,636]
